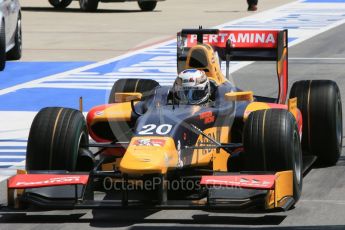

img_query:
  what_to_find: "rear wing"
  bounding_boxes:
[177,28,287,61]
[177,28,289,103]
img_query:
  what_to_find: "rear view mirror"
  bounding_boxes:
[225,91,253,101]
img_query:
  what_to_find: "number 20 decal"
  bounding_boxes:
[138,124,173,135]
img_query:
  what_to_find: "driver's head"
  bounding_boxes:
[173,69,210,105]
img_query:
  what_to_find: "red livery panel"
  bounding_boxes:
[8,174,89,189]
[186,30,278,48]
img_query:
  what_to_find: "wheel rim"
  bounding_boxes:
[80,0,87,7]
[17,19,22,52]
[293,129,302,186]
[336,95,342,152]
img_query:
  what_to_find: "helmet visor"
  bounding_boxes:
[175,86,209,105]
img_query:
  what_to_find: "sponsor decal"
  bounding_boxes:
[8,174,89,189]
[196,131,217,155]
[199,111,215,124]
[199,111,213,119]
[204,116,215,124]
[200,175,275,189]
[186,31,277,48]
[15,176,81,186]
[95,111,104,116]
[133,138,166,147]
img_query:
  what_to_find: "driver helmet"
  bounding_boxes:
[173,69,210,105]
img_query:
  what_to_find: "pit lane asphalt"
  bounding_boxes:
[19,0,293,61]
[1,0,345,229]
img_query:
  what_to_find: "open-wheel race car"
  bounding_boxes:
[7,28,343,211]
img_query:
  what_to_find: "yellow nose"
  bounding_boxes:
[119,137,178,175]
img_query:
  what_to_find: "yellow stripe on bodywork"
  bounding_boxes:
[114,92,142,103]
[243,102,271,121]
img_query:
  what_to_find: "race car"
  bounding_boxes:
[6,28,342,211]
[0,0,22,71]
[48,0,164,12]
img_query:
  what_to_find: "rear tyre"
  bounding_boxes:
[138,0,157,11]
[108,78,160,103]
[0,22,6,71]
[243,109,303,203]
[289,80,342,166]
[7,14,22,60]
[26,107,89,171]
[48,0,73,8]
[106,79,159,143]
[79,0,99,12]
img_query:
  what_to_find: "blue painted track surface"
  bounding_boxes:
[0,62,93,90]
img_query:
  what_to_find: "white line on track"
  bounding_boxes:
[0,156,25,159]
[0,39,174,96]
[290,58,345,60]
[0,142,26,146]
[0,150,25,153]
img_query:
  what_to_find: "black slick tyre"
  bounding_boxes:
[7,14,22,61]
[108,78,159,103]
[48,0,73,8]
[289,80,342,166]
[243,109,303,203]
[138,0,157,11]
[79,0,99,12]
[26,107,89,171]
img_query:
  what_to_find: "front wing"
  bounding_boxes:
[6,170,294,211]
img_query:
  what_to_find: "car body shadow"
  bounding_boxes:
[0,209,287,228]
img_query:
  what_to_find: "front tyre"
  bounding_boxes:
[26,107,89,171]
[243,109,303,203]
[138,0,157,11]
